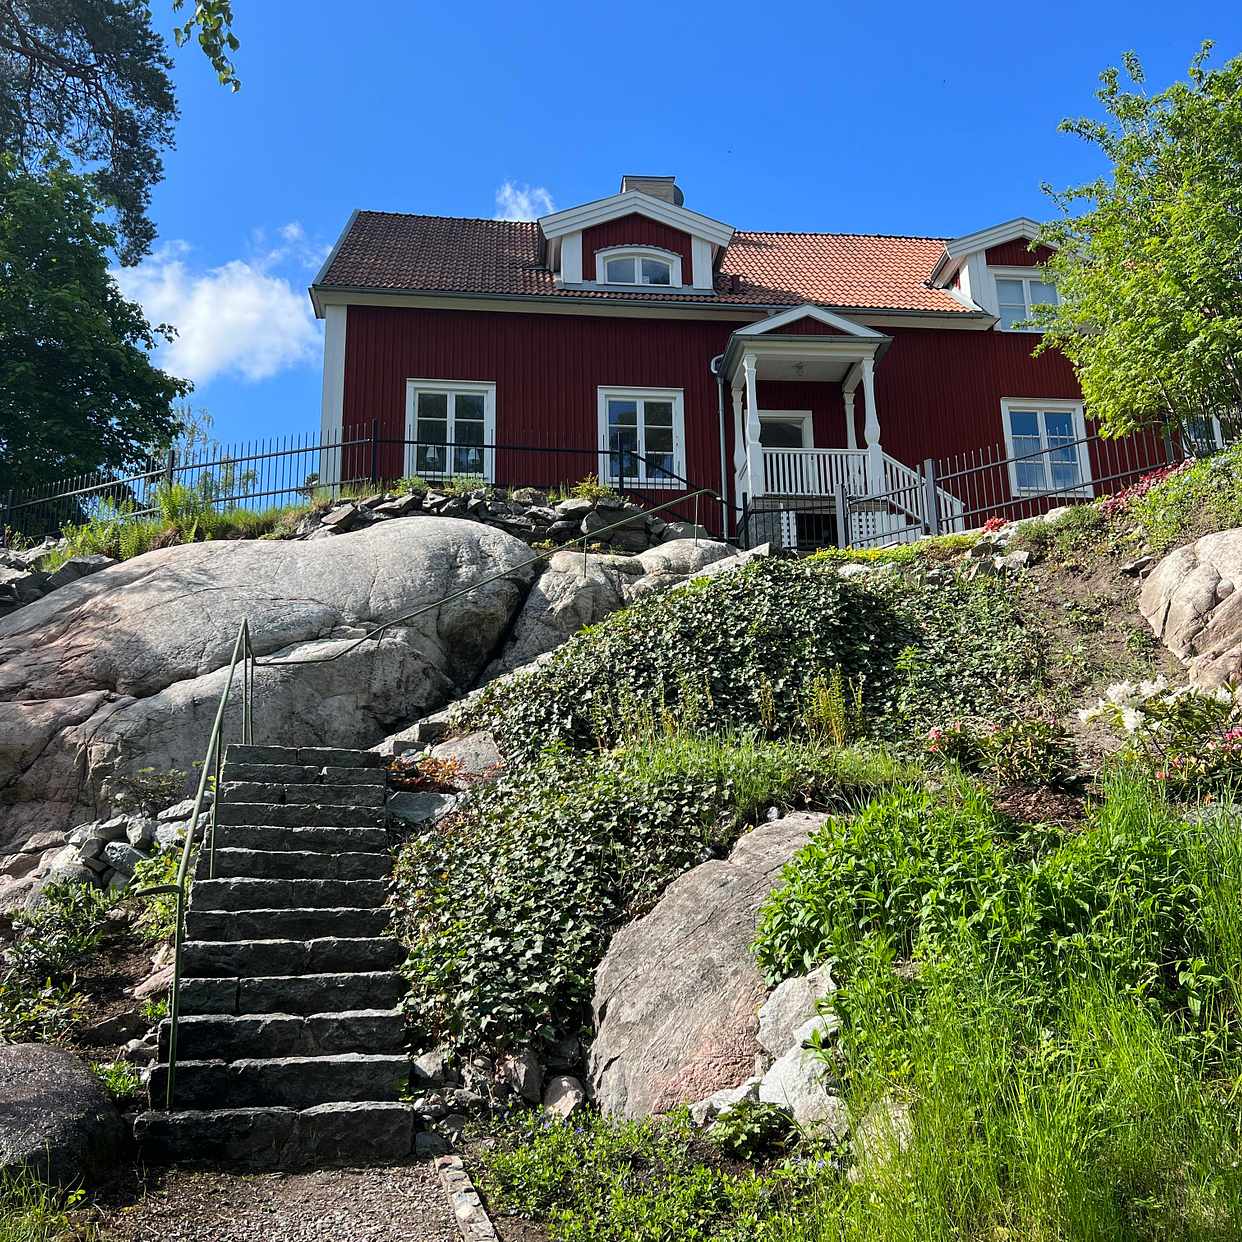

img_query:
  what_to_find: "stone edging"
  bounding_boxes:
[435,1153,499,1240]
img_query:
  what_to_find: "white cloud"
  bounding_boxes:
[112,224,323,386]
[493,180,555,221]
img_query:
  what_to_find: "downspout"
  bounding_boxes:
[710,354,730,538]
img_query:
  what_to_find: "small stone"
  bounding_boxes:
[511,487,547,506]
[415,1130,450,1157]
[45,845,98,887]
[542,1075,586,1120]
[495,1050,543,1104]
[757,962,837,1057]
[132,965,173,1002]
[690,1076,761,1127]
[555,497,594,518]
[102,840,145,876]
[413,1045,460,1084]
[154,822,187,852]
[97,816,131,841]
[428,731,502,779]
[387,790,457,827]
[1121,555,1154,577]
[125,817,158,850]
[157,795,211,823]
[758,1042,847,1136]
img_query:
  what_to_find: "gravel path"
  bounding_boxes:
[95,1163,459,1242]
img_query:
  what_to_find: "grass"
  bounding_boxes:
[1130,443,1242,553]
[0,1174,95,1242]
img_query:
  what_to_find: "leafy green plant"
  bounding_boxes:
[709,1099,795,1160]
[550,473,618,503]
[803,670,865,748]
[107,766,188,816]
[129,851,182,943]
[393,473,429,495]
[1129,443,1242,553]
[0,1171,97,1242]
[91,1059,142,1102]
[925,717,1079,788]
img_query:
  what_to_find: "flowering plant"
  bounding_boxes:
[1100,460,1195,517]
[981,516,1007,534]
[1079,676,1242,792]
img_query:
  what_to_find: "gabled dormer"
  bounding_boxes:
[538,176,734,294]
[928,218,1059,330]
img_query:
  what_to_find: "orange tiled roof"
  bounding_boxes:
[317,211,970,314]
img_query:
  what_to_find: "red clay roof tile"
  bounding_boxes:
[318,211,969,315]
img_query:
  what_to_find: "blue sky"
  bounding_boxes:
[115,0,1242,446]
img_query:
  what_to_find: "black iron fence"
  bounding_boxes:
[2,425,726,542]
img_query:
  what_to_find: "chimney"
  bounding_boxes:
[620,175,684,207]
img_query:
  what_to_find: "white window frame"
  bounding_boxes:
[593,246,683,289]
[596,386,686,489]
[404,379,497,482]
[992,268,1058,332]
[757,410,814,449]
[1001,398,1092,497]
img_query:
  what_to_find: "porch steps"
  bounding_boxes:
[134,743,419,1170]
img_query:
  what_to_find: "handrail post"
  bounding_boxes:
[921,458,940,537]
[370,419,381,485]
[834,481,850,549]
[693,492,700,546]
[165,882,185,1110]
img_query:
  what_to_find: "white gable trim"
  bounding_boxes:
[538,189,734,249]
[930,216,1044,288]
[735,304,885,339]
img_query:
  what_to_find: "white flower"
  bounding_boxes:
[1105,681,1141,708]
[1120,707,1144,733]
[1138,675,1168,699]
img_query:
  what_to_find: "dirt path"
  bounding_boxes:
[93,1162,459,1242]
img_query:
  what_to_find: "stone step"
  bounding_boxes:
[179,971,406,1016]
[135,1102,416,1170]
[182,936,404,978]
[159,1010,405,1060]
[191,878,388,911]
[213,824,389,854]
[186,906,391,942]
[215,802,385,829]
[149,1053,409,1109]
[201,848,390,882]
[225,744,384,770]
[224,762,387,787]
[221,781,387,809]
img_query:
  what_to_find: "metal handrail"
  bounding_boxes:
[142,488,723,1108]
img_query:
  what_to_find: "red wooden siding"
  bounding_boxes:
[985,240,1056,266]
[755,381,848,449]
[581,213,694,281]
[777,317,845,336]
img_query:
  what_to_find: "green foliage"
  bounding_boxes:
[391,732,910,1052]
[478,1109,811,1242]
[1129,444,1242,553]
[130,851,182,944]
[708,1099,796,1161]
[467,560,1044,761]
[925,716,1080,788]
[91,1059,142,1102]
[0,158,187,501]
[802,670,865,748]
[0,1173,96,1242]
[550,474,619,503]
[1035,45,1242,436]
[393,474,429,495]
[107,766,188,817]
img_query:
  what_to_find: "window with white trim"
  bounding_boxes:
[995,274,1058,330]
[597,387,685,487]
[404,379,496,480]
[595,247,680,287]
[1002,400,1091,496]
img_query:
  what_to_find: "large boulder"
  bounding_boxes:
[1140,529,1242,686]
[0,1044,125,1185]
[589,812,825,1118]
[0,518,537,909]
[482,539,739,680]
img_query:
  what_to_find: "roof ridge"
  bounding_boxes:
[735,228,949,242]
[355,209,539,227]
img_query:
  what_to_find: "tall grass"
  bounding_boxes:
[0,1174,96,1242]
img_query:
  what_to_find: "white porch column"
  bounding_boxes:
[861,355,883,493]
[843,386,858,451]
[743,352,764,499]
[731,384,746,490]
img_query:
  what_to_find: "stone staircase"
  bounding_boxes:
[135,743,415,1169]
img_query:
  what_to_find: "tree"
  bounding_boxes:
[1035,43,1242,437]
[0,0,239,264]
[0,156,189,498]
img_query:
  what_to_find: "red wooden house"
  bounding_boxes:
[308,175,1175,544]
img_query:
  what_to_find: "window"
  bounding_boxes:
[995,274,1058,331]
[595,247,681,287]
[1002,400,1091,496]
[404,380,496,480]
[597,387,685,487]
[758,412,813,450]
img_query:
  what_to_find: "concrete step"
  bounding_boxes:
[134,1102,416,1170]
[215,802,385,829]
[186,905,391,942]
[159,1010,405,1060]
[225,762,387,786]
[212,824,389,854]
[179,971,406,1016]
[191,878,387,911]
[182,936,404,978]
[149,1053,409,1109]
[221,781,386,809]
[201,848,390,882]
[224,744,384,770]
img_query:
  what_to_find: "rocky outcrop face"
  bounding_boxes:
[588,812,825,1119]
[1140,530,1242,686]
[0,518,537,909]
[0,541,115,620]
[0,1043,125,1185]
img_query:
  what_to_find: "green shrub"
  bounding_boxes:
[466,560,1045,761]
[91,1059,142,1102]
[478,1109,811,1242]
[129,851,182,944]
[925,716,1079,788]
[391,732,910,1053]
[1130,443,1242,553]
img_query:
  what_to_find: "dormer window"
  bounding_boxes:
[595,246,682,288]
[995,274,1058,330]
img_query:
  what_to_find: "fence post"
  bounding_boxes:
[369,419,381,485]
[921,458,941,536]
[834,481,849,549]
[164,448,176,490]
[1,490,11,543]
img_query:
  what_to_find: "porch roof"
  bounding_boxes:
[721,304,891,385]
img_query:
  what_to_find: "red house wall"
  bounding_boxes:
[778,317,845,336]
[581,214,694,281]
[985,240,1056,266]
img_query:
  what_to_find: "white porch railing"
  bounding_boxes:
[761,448,870,496]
